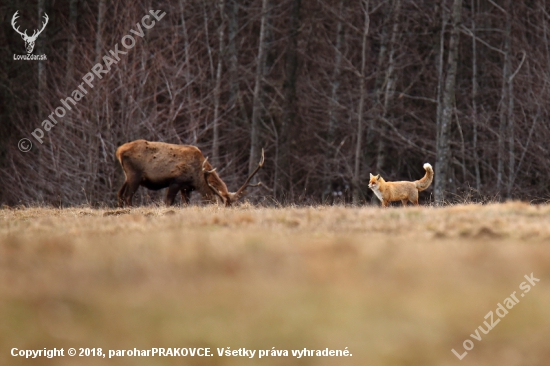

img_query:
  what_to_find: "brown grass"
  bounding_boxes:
[1,202,550,365]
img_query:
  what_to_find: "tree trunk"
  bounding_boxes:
[322,0,344,203]
[368,1,389,140]
[37,0,46,120]
[506,65,515,198]
[227,0,239,110]
[66,0,78,86]
[202,3,215,79]
[88,0,106,204]
[352,0,370,205]
[497,6,511,197]
[278,0,301,197]
[36,0,47,200]
[504,0,515,198]
[95,0,105,62]
[249,0,270,176]
[367,0,390,204]
[543,0,550,64]
[470,0,481,192]
[179,0,195,143]
[434,0,462,204]
[435,0,449,153]
[374,0,401,177]
[212,0,226,167]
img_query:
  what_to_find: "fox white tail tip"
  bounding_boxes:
[423,163,432,170]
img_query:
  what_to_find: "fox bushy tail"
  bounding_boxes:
[415,163,434,191]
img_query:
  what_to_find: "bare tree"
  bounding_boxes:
[322,0,345,202]
[227,0,239,110]
[249,0,270,177]
[435,0,463,204]
[66,0,78,86]
[278,0,302,197]
[37,0,47,120]
[470,0,481,191]
[374,0,401,177]
[497,0,511,196]
[178,0,195,143]
[212,0,226,166]
[352,0,370,205]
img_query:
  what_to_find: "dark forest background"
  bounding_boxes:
[1,0,550,206]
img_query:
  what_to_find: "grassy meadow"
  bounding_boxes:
[1,202,550,366]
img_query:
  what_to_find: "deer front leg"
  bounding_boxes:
[180,189,191,205]
[165,184,181,206]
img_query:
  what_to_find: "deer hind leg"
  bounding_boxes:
[117,182,128,207]
[123,175,141,207]
[165,183,181,206]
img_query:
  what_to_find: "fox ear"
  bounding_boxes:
[376,174,380,180]
[369,173,374,178]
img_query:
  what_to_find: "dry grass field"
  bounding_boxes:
[1,202,550,366]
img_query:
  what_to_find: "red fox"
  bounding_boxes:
[368,163,434,207]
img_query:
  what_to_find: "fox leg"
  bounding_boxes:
[410,191,419,205]
[401,199,408,206]
[382,200,390,208]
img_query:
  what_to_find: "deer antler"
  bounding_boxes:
[11,12,48,41]
[11,11,28,38]
[233,148,265,198]
[31,13,49,40]
[202,157,227,204]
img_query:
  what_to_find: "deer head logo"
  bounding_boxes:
[11,11,49,54]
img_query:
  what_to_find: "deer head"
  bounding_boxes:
[203,149,265,206]
[11,11,49,54]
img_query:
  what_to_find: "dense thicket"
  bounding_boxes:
[1,0,549,206]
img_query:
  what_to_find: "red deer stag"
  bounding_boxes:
[116,140,264,207]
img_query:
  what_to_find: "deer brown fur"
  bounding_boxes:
[116,140,264,207]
